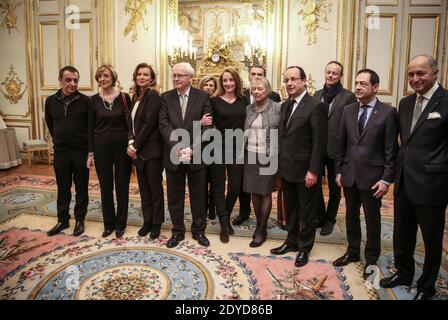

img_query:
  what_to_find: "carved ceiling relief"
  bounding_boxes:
[0,0,21,35]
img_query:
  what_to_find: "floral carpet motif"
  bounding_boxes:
[229,253,353,300]
[30,248,213,300]
[0,227,86,283]
[0,215,378,300]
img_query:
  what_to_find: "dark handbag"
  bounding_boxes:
[120,92,130,114]
[274,175,287,228]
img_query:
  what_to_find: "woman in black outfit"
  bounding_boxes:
[210,67,246,243]
[126,63,164,240]
[87,64,132,238]
[199,76,218,220]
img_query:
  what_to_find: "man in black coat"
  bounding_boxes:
[314,61,357,236]
[270,66,327,267]
[333,69,398,279]
[380,55,448,300]
[159,62,212,248]
[45,66,91,237]
[232,65,282,226]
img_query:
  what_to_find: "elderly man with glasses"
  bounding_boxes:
[159,62,213,248]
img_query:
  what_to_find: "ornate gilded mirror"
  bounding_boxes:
[167,0,275,88]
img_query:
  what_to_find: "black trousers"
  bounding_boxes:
[238,191,252,218]
[166,165,207,235]
[282,178,318,253]
[205,165,215,215]
[211,163,245,218]
[394,183,446,296]
[94,141,132,230]
[135,157,164,229]
[53,149,89,223]
[317,155,341,224]
[343,185,381,265]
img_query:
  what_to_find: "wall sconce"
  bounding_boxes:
[241,45,267,70]
[167,25,197,69]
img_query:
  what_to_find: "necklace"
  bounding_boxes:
[102,98,113,111]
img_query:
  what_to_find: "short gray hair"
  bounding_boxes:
[173,62,195,76]
[250,77,272,96]
[411,54,438,72]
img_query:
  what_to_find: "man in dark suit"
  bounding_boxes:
[380,55,448,300]
[270,66,327,267]
[333,69,398,279]
[232,65,282,226]
[314,61,357,236]
[159,62,212,248]
[45,66,91,237]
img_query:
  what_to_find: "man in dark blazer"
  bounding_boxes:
[232,65,282,226]
[380,55,448,300]
[159,62,212,248]
[333,69,398,279]
[270,66,327,268]
[314,61,357,236]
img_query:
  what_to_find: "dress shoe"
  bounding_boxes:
[193,233,210,247]
[232,215,248,226]
[363,264,375,280]
[149,231,160,240]
[166,234,185,248]
[270,243,299,255]
[149,224,161,240]
[295,251,309,267]
[115,229,125,238]
[73,221,85,236]
[413,292,433,300]
[249,239,266,248]
[47,222,69,236]
[102,228,114,238]
[138,224,151,237]
[333,253,361,267]
[320,222,334,236]
[379,273,412,288]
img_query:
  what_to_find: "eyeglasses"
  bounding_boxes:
[171,74,191,79]
[282,77,302,84]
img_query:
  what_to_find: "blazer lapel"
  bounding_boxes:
[183,88,198,125]
[285,94,309,132]
[328,92,342,117]
[359,101,380,140]
[409,86,445,138]
[279,100,290,137]
[170,90,183,126]
[399,93,417,143]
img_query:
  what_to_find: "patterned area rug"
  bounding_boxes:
[1,215,373,300]
[0,173,447,300]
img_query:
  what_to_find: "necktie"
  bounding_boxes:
[180,94,187,120]
[284,100,295,130]
[411,95,424,131]
[358,105,368,135]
